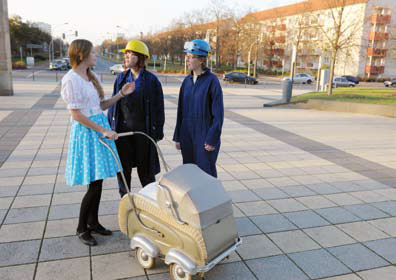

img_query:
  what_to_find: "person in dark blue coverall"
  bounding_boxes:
[108,40,165,197]
[173,39,224,177]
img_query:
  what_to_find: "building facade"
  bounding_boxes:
[242,0,396,79]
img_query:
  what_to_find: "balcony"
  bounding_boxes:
[367,48,387,57]
[275,36,286,44]
[277,24,286,31]
[264,48,285,56]
[272,60,283,67]
[370,14,391,24]
[264,60,283,67]
[365,65,385,74]
[369,32,389,41]
[267,26,276,32]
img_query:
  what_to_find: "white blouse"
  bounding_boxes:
[61,70,103,117]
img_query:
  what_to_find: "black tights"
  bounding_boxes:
[77,179,103,233]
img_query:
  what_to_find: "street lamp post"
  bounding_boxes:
[49,22,68,63]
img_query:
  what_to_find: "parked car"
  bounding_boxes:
[61,58,71,69]
[49,59,68,71]
[223,72,258,84]
[292,73,315,84]
[333,77,356,87]
[110,64,124,75]
[341,75,359,85]
[384,80,396,88]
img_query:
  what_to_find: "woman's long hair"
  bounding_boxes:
[68,39,104,99]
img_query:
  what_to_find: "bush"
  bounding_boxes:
[12,61,27,69]
[34,54,47,61]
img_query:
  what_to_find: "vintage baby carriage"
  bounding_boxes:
[99,132,241,280]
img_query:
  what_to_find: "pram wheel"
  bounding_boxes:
[136,247,155,269]
[170,263,192,280]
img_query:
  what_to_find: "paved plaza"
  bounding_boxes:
[0,79,396,280]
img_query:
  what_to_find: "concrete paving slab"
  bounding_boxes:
[284,210,330,229]
[0,263,36,280]
[39,236,89,261]
[236,234,282,260]
[235,217,261,236]
[35,257,90,280]
[364,238,396,264]
[289,248,351,279]
[337,221,390,242]
[344,204,389,220]
[303,225,356,248]
[357,266,396,280]
[0,240,41,267]
[205,261,256,280]
[315,207,361,224]
[251,213,297,233]
[268,230,321,253]
[0,221,45,243]
[246,255,308,280]
[328,243,389,271]
[4,206,48,224]
[91,252,145,279]
[235,201,277,216]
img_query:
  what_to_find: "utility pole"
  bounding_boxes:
[0,0,13,96]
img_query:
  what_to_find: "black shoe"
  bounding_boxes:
[77,231,97,246]
[88,224,112,236]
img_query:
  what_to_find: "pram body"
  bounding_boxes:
[100,132,241,279]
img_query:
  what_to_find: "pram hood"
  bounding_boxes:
[158,164,233,229]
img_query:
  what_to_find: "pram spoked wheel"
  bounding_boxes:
[136,247,155,269]
[170,263,192,280]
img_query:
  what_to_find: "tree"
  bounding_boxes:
[310,0,366,95]
[9,16,52,58]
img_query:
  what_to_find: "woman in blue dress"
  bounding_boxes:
[173,40,224,177]
[61,39,135,246]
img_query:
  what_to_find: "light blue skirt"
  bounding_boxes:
[65,113,121,186]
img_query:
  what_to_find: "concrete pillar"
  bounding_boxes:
[0,0,13,96]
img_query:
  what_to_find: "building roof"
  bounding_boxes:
[241,0,369,23]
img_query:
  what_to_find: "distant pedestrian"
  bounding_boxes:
[173,39,224,177]
[61,39,135,246]
[108,40,165,197]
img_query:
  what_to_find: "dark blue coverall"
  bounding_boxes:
[173,69,224,177]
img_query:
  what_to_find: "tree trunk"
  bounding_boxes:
[328,51,337,96]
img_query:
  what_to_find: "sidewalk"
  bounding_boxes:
[0,80,396,280]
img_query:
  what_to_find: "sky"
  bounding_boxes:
[8,0,305,45]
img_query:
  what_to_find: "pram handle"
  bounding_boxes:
[99,131,187,226]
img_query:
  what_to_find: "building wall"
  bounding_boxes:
[244,0,396,78]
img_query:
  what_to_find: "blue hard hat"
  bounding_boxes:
[184,39,211,57]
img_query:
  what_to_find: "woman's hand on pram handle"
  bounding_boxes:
[175,142,181,150]
[120,82,136,97]
[102,130,118,140]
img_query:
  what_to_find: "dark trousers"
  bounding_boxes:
[77,179,103,233]
[116,136,155,197]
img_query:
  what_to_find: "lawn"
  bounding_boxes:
[291,88,396,105]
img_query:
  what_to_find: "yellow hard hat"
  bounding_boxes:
[121,40,150,58]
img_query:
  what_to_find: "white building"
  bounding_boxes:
[242,0,396,79]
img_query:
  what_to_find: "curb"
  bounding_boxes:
[279,99,396,118]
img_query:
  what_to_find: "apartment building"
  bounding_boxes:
[241,0,396,79]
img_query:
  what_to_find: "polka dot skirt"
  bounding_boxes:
[65,113,121,186]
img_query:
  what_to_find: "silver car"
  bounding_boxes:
[384,80,396,88]
[109,64,125,75]
[333,77,355,87]
[292,73,315,84]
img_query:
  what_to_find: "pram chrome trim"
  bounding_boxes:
[130,235,160,258]
[165,238,242,275]
[196,238,242,273]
